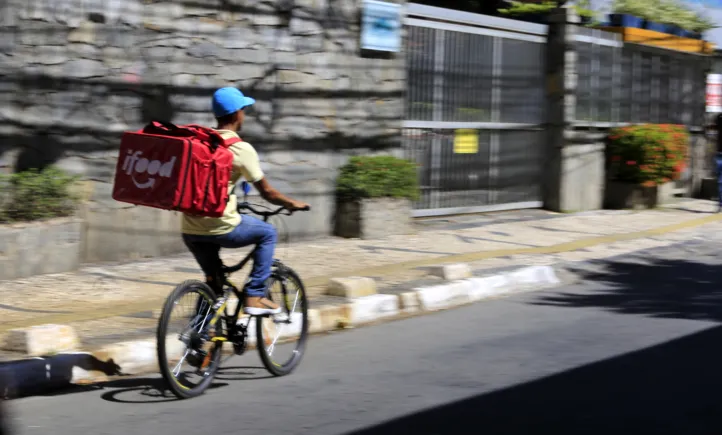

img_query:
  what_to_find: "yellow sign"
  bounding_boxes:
[453,129,479,154]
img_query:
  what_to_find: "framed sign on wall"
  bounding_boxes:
[360,0,402,53]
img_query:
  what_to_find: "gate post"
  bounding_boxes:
[543,6,605,212]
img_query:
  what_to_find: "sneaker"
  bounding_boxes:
[244,297,282,316]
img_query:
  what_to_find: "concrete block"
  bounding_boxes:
[335,198,414,240]
[326,277,377,299]
[399,291,421,314]
[346,294,399,325]
[317,304,346,331]
[429,263,472,281]
[92,337,184,376]
[415,281,474,311]
[308,308,324,334]
[2,324,80,357]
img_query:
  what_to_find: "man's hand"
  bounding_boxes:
[253,178,310,211]
[288,200,311,211]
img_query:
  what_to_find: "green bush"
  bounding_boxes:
[336,156,420,202]
[0,167,80,223]
[499,1,596,22]
[606,124,689,187]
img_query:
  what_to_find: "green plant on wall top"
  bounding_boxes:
[336,156,420,202]
[499,0,597,22]
[612,0,717,33]
[0,167,80,223]
[606,124,689,187]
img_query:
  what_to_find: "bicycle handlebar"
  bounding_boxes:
[237,202,311,218]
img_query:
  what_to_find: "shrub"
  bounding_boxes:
[499,1,596,22]
[336,156,419,202]
[606,124,689,187]
[0,167,80,223]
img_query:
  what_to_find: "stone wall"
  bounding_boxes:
[0,0,406,263]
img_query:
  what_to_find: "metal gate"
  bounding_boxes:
[403,4,547,217]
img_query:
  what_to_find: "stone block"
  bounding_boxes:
[290,16,323,36]
[63,59,106,78]
[67,21,97,44]
[3,324,80,356]
[308,308,323,333]
[428,264,472,281]
[92,337,184,376]
[219,26,255,49]
[235,48,270,64]
[398,291,421,313]
[317,304,346,331]
[326,277,377,298]
[187,41,222,59]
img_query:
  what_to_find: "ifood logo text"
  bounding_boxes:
[121,150,177,189]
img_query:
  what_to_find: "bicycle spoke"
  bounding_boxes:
[173,349,191,377]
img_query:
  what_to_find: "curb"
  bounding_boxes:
[0,265,563,399]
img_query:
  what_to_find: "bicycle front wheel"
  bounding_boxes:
[256,267,309,376]
[157,280,223,399]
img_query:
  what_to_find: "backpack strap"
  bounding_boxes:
[223,136,242,147]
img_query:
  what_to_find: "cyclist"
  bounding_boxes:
[182,87,310,316]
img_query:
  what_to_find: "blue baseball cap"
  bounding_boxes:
[212,87,256,118]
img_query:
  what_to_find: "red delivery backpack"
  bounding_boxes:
[112,121,241,218]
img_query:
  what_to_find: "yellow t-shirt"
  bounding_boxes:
[181,130,265,236]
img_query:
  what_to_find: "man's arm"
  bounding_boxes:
[230,140,309,210]
[253,178,309,210]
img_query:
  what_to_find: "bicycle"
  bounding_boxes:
[156,183,311,399]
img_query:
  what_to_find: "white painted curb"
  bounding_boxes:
[1,265,563,398]
[346,294,400,325]
[414,265,560,310]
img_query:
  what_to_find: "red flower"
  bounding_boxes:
[612,155,621,162]
[626,160,637,166]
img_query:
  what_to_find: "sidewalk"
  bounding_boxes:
[1,199,721,351]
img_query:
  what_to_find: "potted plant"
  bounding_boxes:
[609,0,647,28]
[604,124,689,209]
[0,166,83,280]
[334,155,419,239]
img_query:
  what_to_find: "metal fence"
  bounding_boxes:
[575,27,709,193]
[403,6,710,216]
[403,4,547,217]
[575,27,708,127]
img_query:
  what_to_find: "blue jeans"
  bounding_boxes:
[183,215,277,297]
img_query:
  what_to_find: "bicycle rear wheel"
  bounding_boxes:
[256,267,309,376]
[157,280,223,399]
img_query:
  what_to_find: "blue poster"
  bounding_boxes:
[361,0,402,52]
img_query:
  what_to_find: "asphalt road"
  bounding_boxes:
[5,239,722,435]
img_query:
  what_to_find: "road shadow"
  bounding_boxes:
[345,324,722,435]
[534,254,722,322]
[96,363,271,404]
[98,377,227,404]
